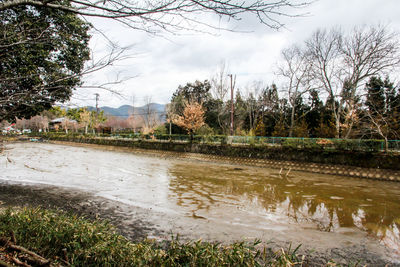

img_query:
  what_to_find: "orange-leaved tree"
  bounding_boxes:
[172,101,205,140]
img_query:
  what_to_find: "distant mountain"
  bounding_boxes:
[86,103,166,120]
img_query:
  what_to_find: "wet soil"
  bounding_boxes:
[0,182,398,267]
[1,142,400,266]
[0,182,157,242]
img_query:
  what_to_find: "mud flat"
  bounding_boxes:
[1,142,400,266]
[51,139,400,181]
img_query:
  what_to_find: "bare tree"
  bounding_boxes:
[306,25,400,138]
[277,44,312,137]
[362,105,392,152]
[1,0,311,122]
[143,95,159,129]
[306,28,343,138]
[243,81,268,132]
[40,116,49,132]
[1,1,310,33]
[61,118,72,134]
[79,109,91,134]
[165,102,177,135]
[211,64,237,134]
[341,25,400,138]
[126,94,137,132]
[211,61,229,101]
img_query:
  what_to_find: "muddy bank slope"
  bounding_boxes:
[52,140,400,181]
[1,141,400,266]
[0,183,397,267]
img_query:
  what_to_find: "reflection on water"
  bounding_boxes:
[3,142,400,253]
[168,163,400,251]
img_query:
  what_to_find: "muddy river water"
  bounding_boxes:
[1,142,400,264]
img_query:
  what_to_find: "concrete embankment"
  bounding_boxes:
[37,136,400,182]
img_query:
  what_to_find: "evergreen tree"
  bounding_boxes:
[292,117,309,137]
[254,117,266,136]
[0,3,91,121]
[306,89,323,137]
[365,76,385,116]
[272,115,287,137]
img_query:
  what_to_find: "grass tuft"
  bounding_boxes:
[0,207,305,266]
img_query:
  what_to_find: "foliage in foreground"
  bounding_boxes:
[0,207,305,266]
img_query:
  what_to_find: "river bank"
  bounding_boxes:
[0,183,398,266]
[24,134,400,181]
[1,142,400,266]
[51,139,400,181]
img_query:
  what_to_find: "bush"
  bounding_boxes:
[153,125,167,135]
[196,125,214,136]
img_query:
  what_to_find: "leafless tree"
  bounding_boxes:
[277,44,313,136]
[361,105,396,152]
[61,118,72,134]
[165,102,176,135]
[79,108,91,134]
[210,61,233,134]
[243,81,269,132]
[1,0,311,33]
[211,61,229,101]
[126,94,137,132]
[306,25,400,138]
[143,95,158,129]
[2,0,311,122]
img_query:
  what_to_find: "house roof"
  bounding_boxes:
[50,117,77,123]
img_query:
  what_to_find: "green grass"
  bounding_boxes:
[0,207,305,266]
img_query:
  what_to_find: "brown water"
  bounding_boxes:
[168,163,400,252]
[1,142,400,258]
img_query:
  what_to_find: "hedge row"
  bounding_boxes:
[35,134,400,170]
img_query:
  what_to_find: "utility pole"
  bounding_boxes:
[131,95,136,133]
[94,93,100,114]
[94,93,99,134]
[228,74,234,136]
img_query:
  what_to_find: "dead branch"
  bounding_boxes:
[0,237,51,266]
[12,257,31,267]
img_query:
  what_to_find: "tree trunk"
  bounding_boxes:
[190,131,194,143]
[344,120,354,139]
[334,115,340,139]
[385,137,389,152]
[289,105,295,137]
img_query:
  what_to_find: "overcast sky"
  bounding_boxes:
[69,0,400,108]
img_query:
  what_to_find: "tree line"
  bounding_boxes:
[166,25,400,146]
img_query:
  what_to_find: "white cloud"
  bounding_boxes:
[69,0,400,108]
